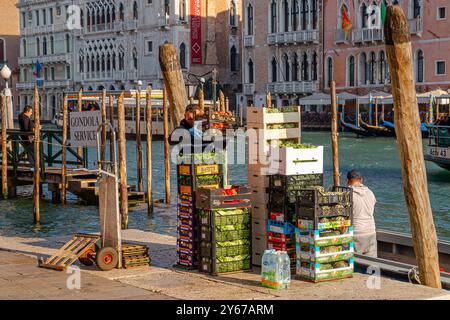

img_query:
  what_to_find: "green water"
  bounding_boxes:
[0,132,448,241]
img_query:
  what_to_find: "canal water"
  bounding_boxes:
[0,132,448,241]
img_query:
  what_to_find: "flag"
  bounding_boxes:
[381,0,387,25]
[33,60,41,78]
[342,6,352,38]
[31,61,35,76]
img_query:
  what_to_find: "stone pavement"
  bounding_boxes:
[0,229,449,300]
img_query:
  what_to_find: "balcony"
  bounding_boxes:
[82,72,114,81]
[114,21,124,32]
[16,82,36,90]
[19,53,72,65]
[43,80,72,88]
[21,24,54,36]
[352,28,384,44]
[409,17,423,36]
[158,15,171,30]
[244,35,255,47]
[266,81,317,94]
[125,20,138,31]
[127,70,138,80]
[335,29,350,44]
[243,83,255,96]
[267,29,319,45]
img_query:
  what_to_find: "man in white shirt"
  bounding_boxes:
[347,170,377,257]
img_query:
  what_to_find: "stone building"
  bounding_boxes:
[16,0,242,120]
[241,0,323,108]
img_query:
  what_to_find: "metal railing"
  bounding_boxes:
[243,35,255,47]
[243,83,255,96]
[267,29,320,45]
[266,81,317,94]
[335,29,349,43]
[352,28,384,43]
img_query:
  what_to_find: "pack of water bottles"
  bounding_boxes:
[261,249,291,289]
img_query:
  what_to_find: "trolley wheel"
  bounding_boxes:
[95,247,119,271]
[78,244,99,266]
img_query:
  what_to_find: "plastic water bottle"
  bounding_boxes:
[280,251,291,288]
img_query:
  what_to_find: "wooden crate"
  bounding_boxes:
[251,202,268,220]
[252,235,268,267]
[247,170,270,188]
[246,106,301,125]
[252,216,268,237]
[268,146,324,175]
[249,187,269,204]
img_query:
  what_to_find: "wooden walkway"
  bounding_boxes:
[1,166,146,206]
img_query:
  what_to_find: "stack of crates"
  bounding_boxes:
[246,106,302,266]
[176,152,225,269]
[196,186,252,275]
[295,187,354,282]
[267,174,324,273]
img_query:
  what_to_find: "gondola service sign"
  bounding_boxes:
[190,0,202,64]
[70,111,102,147]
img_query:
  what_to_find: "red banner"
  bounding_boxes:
[190,0,202,64]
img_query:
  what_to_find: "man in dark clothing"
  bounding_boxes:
[169,104,203,145]
[18,105,35,166]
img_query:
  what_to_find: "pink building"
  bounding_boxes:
[324,0,450,95]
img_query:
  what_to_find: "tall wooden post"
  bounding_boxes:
[101,89,107,171]
[266,92,271,108]
[109,95,115,164]
[159,44,187,129]
[219,90,225,112]
[77,87,83,168]
[117,92,129,229]
[61,94,68,205]
[33,86,41,223]
[385,5,441,289]
[1,95,7,199]
[225,97,230,112]
[146,86,153,214]
[136,88,143,192]
[330,81,340,187]
[198,88,205,112]
[375,98,379,127]
[163,86,171,207]
[240,105,243,127]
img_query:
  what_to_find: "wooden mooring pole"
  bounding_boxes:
[198,88,205,112]
[163,86,171,207]
[109,95,115,164]
[77,87,83,168]
[117,92,129,229]
[101,89,107,171]
[266,92,271,108]
[1,95,7,199]
[219,90,226,113]
[33,86,41,223]
[385,5,441,289]
[136,88,143,192]
[61,94,68,205]
[146,86,153,214]
[330,81,340,187]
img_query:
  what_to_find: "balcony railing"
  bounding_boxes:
[243,83,255,96]
[244,35,255,47]
[352,28,384,43]
[267,29,320,45]
[16,80,72,90]
[335,29,350,44]
[409,17,423,35]
[19,53,72,65]
[16,82,35,90]
[125,20,138,31]
[266,81,317,94]
[114,21,124,32]
[21,24,54,36]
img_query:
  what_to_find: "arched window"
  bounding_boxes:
[133,1,138,20]
[292,0,299,31]
[80,9,84,27]
[248,59,254,83]
[283,54,290,81]
[301,0,308,30]
[65,34,71,53]
[283,0,289,32]
[36,37,40,56]
[119,3,125,21]
[247,4,254,35]
[312,0,318,29]
[79,55,84,73]
[133,48,138,69]
[112,52,116,70]
[42,37,47,55]
[101,54,106,72]
[271,57,277,82]
[180,43,186,69]
[179,0,186,21]
[379,51,386,84]
[292,53,299,81]
[50,36,54,54]
[417,49,424,83]
[96,54,100,72]
[360,52,367,85]
[118,46,124,70]
[312,52,318,81]
[348,55,355,87]
[327,57,333,86]
[230,1,236,26]
[361,3,368,28]
[270,1,277,33]
[369,51,376,84]
[230,46,239,72]
[413,0,421,19]
[22,39,27,57]
[301,52,308,81]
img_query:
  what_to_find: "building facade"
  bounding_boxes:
[16,0,242,120]
[0,0,20,105]
[241,0,323,108]
[325,0,450,95]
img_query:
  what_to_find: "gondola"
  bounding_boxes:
[359,117,396,137]
[339,115,375,137]
[383,120,430,139]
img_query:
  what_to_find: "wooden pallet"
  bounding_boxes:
[38,234,101,271]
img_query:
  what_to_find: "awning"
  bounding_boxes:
[357,91,392,104]
[298,92,331,106]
